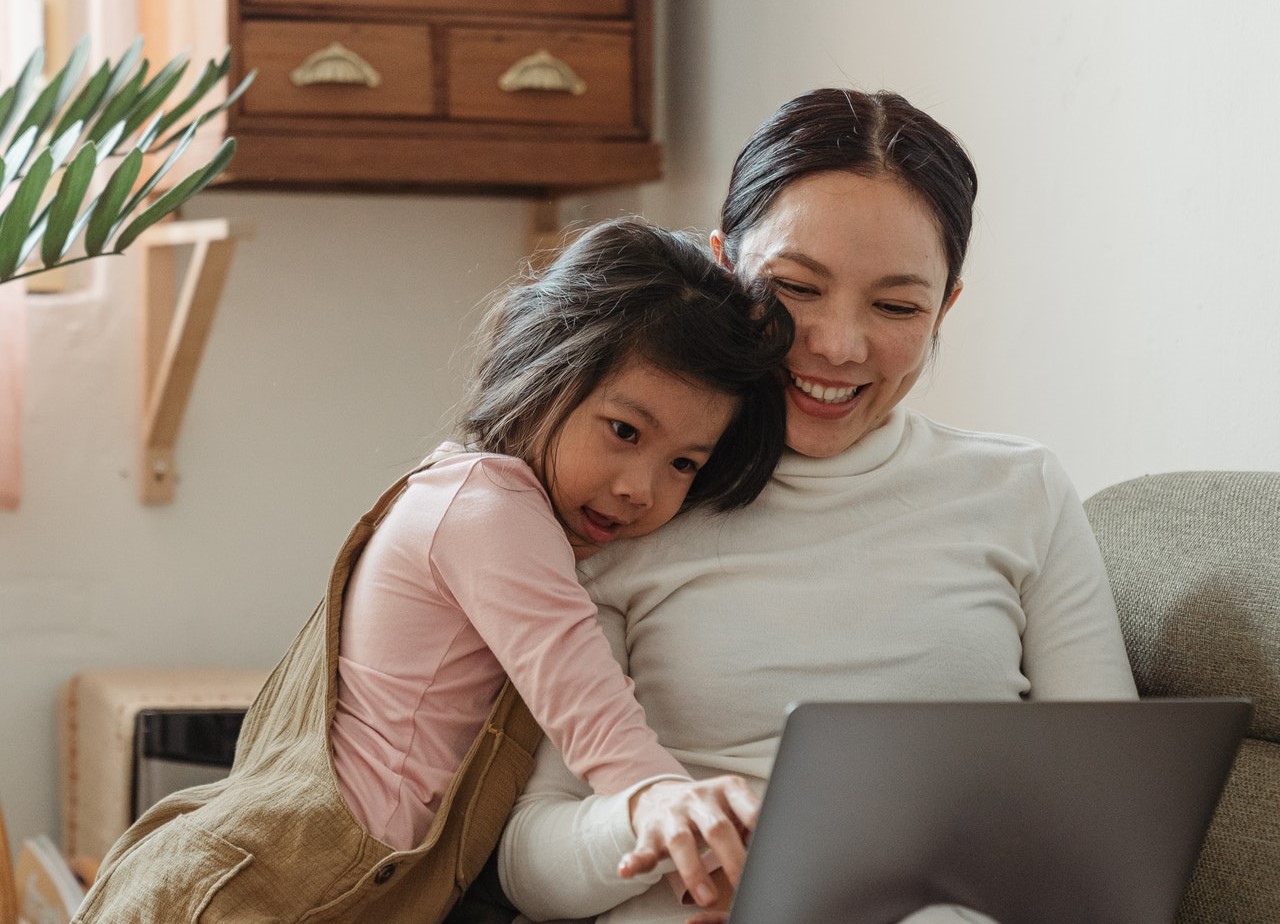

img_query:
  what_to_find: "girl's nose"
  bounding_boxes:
[614,465,653,508]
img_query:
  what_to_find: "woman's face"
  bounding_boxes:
[716,171,962,459]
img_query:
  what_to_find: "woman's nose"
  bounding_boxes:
[800,304,870,366]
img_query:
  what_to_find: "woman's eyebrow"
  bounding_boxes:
[770,250,832,277]
[877,273,936,290]
[769,255,934,292]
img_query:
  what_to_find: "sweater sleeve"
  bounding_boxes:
[498,601,672,921]
[432,459,688,793]
[1019,453,1138,699]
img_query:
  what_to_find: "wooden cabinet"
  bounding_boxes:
[178,0,660,194]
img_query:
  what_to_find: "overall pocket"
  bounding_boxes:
[454,726,536,888]
[76,814,253,923]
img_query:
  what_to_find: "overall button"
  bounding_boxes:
[374,863,397,884]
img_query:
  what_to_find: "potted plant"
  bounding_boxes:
[0,35,253,285]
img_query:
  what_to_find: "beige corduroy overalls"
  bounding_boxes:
[72,453,542,923]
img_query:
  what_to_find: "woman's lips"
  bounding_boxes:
[788,372,865,419]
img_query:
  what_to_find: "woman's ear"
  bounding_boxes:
[709,230,734,271]
[936,278,964,330]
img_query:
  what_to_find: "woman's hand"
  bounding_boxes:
[618,775,759,909]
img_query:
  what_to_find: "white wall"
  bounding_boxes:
[4,0,1280,853]
[625,0,1280,498]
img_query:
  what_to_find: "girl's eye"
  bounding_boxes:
[610,420,638,442]
[671,457,700,475]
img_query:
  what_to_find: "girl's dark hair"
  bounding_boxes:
[458,217,794,512]
[720,88,978,300]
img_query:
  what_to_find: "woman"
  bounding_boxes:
[496,88,1137,924]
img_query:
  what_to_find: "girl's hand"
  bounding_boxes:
[618,775,759,909]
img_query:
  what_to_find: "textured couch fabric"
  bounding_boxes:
[1085,471,1280,924]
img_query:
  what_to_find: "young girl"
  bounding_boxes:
[71,218,791,924]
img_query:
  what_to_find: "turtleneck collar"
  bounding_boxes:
[774,405,911,480]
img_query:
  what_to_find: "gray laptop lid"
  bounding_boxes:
[728,699,1250,924]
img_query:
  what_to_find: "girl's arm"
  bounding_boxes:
[438,461,753,910]
[494,599,758,921]
[434,460,690,790]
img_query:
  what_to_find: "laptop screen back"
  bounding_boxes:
[728,699,1249,924]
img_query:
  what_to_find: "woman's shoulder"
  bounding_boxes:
[905,409,1062,466]
[903,410,1076,499]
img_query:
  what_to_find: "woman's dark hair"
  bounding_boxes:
[458,217,794,512]
[719,88,978,300]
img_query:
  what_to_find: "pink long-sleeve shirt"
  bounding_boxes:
[331,446,686,851]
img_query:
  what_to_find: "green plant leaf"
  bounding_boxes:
[47,119,85,171]
[0,46,43,150]
[121,54,189,139]
[7,78,67,179]
[149,55,225,141]
[84,147,143,256]
[114,138,237,253]
[17,212,50,270]
[41,140,98,265]
[0,147,54,281]
[51,58,111,141]
[102,37,144,102]
[0,87,18,152]
[1,125,39,192]
[93,121,127,164]
[118,121,198,221]
[155,69,255,151]
[87,59,147,149]
[50,35,92,113]
[134,111,165,152]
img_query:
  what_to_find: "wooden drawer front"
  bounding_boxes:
[240,20,435,118]
[251,1,629,15]
[447,27,634,128]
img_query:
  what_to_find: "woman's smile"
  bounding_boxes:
[729,171,959,459]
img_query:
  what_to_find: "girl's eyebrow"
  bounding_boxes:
[608,393,718,455]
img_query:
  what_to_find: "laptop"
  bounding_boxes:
[727,698,1251,924]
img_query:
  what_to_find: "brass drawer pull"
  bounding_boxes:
[498,49,586,95]
[290,42,382,88]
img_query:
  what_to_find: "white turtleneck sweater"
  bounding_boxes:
[498,407,1137,924]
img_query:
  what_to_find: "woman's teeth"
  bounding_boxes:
[791,374,860,404]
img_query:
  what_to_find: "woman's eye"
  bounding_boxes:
[610,420,638,442]
[772,278,819,298]
[671,457,700,475]
[877,302,922,316]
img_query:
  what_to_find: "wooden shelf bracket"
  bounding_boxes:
[139,218,253,504]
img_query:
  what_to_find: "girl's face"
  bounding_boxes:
[715,170,962,459]
[542,358,738,561]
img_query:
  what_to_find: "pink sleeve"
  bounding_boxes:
[431,459,687,793]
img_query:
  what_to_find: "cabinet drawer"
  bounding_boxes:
[447,27,633,128]
[251,0,629,15]
[240,20,436,118]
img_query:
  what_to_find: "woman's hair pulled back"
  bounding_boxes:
[458,217,793,512]
[719,88,978,298]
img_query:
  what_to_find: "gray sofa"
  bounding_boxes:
[1084,471,1280,924]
